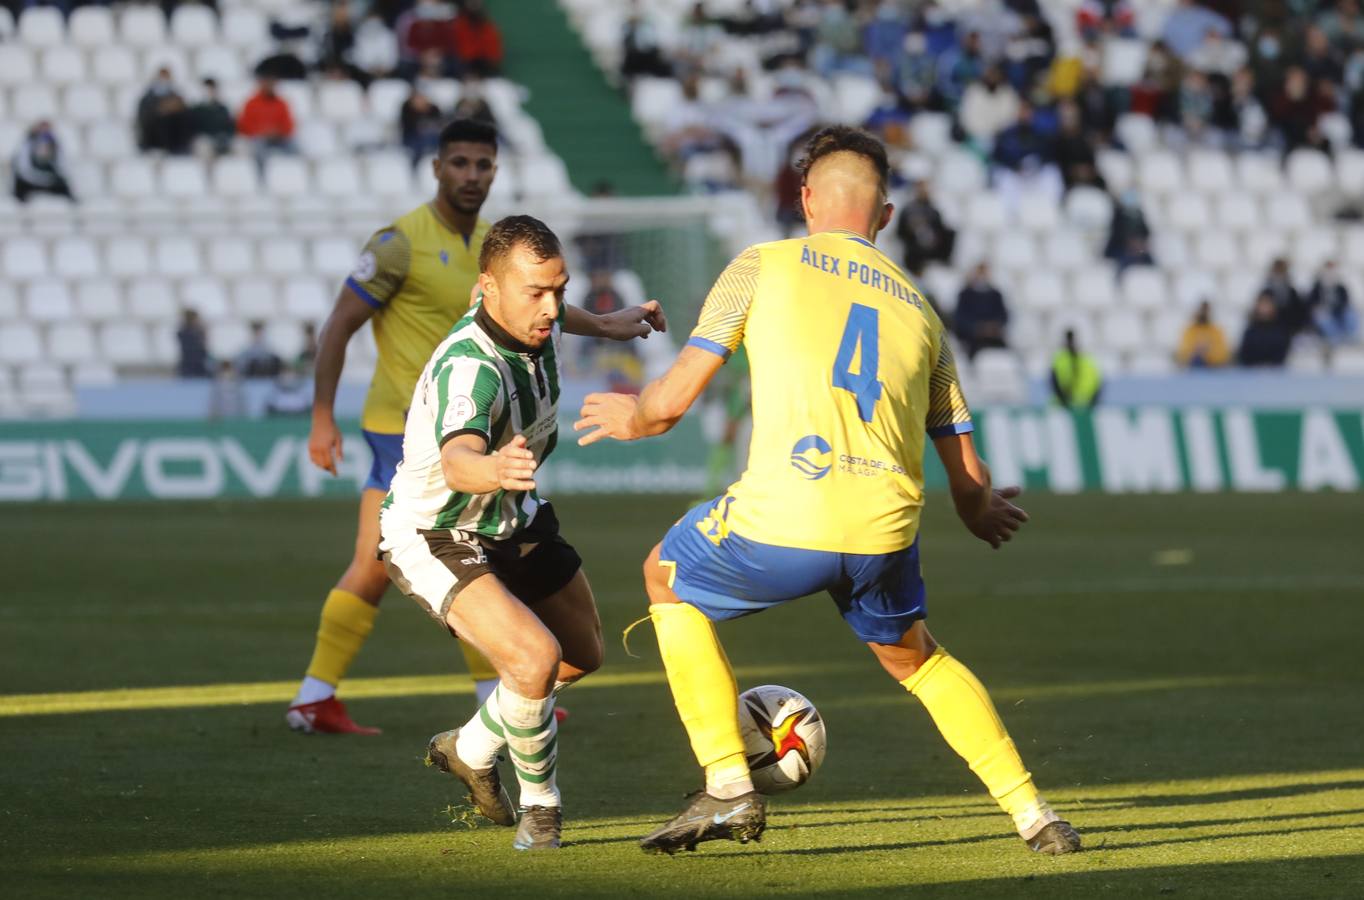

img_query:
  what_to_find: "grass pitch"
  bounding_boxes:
[2,492,1363,898]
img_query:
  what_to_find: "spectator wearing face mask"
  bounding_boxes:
[11,121,74,203]
[136,67,194,154]
[1307,261,1360,346]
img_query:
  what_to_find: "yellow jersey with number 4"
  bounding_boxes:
[686,229,972,555]
[345,204,490,434]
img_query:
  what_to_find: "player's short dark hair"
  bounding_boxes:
[438,117,498,152]
[797,126,890,196]
[480,215,562,274]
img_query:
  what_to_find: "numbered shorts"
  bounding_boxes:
[380,503,582,624]
[362,430,405,492]
[659,497,927,645]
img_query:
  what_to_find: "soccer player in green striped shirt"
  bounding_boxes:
[378,215,665,850]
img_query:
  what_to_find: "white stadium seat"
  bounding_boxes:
[1195,232,1240,271]
[0,283,17,320]
[262,239,308,277]
[53,238,102,279]
[937,150,986,195]
[75,282,125,322]
[0,45,36,85]
[180,278,231,320]
[13,84,58,121]
[1331,347,1364,375]
[1173,269,1220,309]
[1115,113,1158,155]
[1214,193,1260,231]
[1042,231,1091,270]
[1335,149,1364,195]
[69,6,115,47]
[1244,231,1289,271]
[992,232,1037,272]
[1236,153,1284,193]
[110,159,158,200]
[0,323,44,365]
[1019,271,1066,314]
[311,237,355,278]
[207,320,251,360]
[1095,148,1133,192]
[48,322,98,365]
[296,121,341,159]
[318,80,365,121]
[831,73,881,125]
[424,78,461,112]
[283,278,330,319]
[1070,267,1119,310]
[1286,148,1334,194]
[265,156,311,197]
[1099,308,1149,354]
[222,8,269,48]
[1187,151,1235,193]
[212,157,261,197]
[972,349,1026,403]
[1263,192,1312,233]
[276,81,315,121]
[1017,193,1061,231]
[23,280,75,322]
[105,237,153,279]
[91,46,139,85]
[1138,152,1183,194]
[1342,227,1364,269]
[41,46,87,84]
[1292,228,1339,270]
[141,47,192,83]
[209,238,256,277]
[317,159,362,197]
[170,4,218,46]
[99,322,153,367]
[120,5,167,48]
[369,79,412,124]
[63,85,111,124]
[161,158,208,198]
[85,121,138,162]
[1120,266,1167,313]
[154,237,203,278]
[232,279,280,320]
[1165,194,1211,232]
[195,46,247,83]
[965,194,1009,232]
[520,155,573,196]
[365,154,414,195]
[3,238,49,281]
[126,279,178,321]
[72,362,119,387]
[18,6,63,47]
[910,113,953,157]
[1065,186,1115,231]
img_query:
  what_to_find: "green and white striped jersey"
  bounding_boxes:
[381,301,563,538]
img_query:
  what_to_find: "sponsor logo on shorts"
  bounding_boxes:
[790,435,832,481]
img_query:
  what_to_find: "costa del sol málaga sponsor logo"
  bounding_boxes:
[790,435,832,480]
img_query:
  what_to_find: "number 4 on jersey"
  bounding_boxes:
[833,304,882,422]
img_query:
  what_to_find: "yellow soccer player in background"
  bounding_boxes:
[286,119,502,734]
[576,126,1082,855]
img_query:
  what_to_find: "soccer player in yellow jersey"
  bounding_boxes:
[287,119,502,734]
[575,127,1082,855]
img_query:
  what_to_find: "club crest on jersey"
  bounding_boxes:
[790,435,832,480]
[443,395,476,431]
[351,251,377,282]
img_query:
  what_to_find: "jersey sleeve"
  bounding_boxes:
[926,328,974,438]
[435,357,504,447]
[345,228,411,309]
[687,245,761,360]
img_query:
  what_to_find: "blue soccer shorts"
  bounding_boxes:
[362,430,405,492]
[658,496,927,645]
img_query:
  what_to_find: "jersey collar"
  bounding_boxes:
[476,304,542,357]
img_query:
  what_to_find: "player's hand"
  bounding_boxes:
[308,415,343,475]
[574,393,641,445]
[492,434,537,491]
[605,300,667,340]
[968,485,1029,550]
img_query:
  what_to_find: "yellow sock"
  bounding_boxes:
[305,589,379,686]
[460,642,498,682]
[902,647,1053,836]
[649,603,750,791]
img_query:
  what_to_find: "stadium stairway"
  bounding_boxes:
[487,0,675,196]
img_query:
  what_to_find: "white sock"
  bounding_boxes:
[292,676,335,706]
[455,684,508,769]
[474,677,499,706]
[498,685,560,808]
[706,774,756,800]
[1014,799,1060,840]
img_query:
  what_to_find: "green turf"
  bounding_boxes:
[2,492,1362,898]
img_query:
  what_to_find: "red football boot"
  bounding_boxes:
[286,696,381,735]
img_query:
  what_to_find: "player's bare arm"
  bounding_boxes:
[562,300,668,341]
[574,344,724,445]
[308,285,378,475]
[441,433,538,494]
[932,432,1029,549]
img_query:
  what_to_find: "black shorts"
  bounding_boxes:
[382,502,583,624]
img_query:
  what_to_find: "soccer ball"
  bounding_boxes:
[737,684,827,794]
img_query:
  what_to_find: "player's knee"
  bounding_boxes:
[502,633,561,697]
